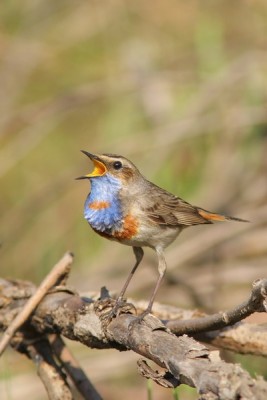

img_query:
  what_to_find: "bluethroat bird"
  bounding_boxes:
[77,152,247,317]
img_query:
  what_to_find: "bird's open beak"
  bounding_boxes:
[76,151,107,180]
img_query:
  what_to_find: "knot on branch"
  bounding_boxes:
[93,287,136,331]
[251,278,267,312]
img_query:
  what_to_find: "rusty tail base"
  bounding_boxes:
[198,208,249,223]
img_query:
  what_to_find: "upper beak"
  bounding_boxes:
[75,151,107,180]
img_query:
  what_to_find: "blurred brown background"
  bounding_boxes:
[1,1,267,399]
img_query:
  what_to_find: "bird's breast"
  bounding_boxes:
[83,175,124,232]
[84,196,123,232]
[84,194,140,241]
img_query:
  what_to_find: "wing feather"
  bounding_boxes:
[141,183,211,227]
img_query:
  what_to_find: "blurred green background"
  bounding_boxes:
[1,1,267,399]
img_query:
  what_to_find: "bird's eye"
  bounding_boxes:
[113,161,122,170]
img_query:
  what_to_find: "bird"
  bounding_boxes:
[77,151,248,317]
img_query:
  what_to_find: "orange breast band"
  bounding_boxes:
[88,201,110,210]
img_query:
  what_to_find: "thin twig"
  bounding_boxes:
[49,334,103,400]
[0,252,74,356]
[165,278,267,334]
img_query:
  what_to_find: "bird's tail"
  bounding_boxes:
[198,208,249,223]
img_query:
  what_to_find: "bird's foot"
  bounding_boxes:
[136,308,150,321]
[128,308,152,327]
[107,297,136,321]
[129,309,167,332]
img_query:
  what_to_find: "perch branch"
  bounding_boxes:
[1,278,267,357]
[0,252,74,356]
[124,298,267,356]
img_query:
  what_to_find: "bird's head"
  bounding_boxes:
[76,151,141,184]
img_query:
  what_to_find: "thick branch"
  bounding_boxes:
[104,313,267,399]
[194,323,267,356]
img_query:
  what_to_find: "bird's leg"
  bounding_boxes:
[111,246,144,317]
[128,248,166,326]
[140,247,167,318]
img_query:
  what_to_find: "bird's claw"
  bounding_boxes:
[128,309,151,328]
[107,297,136,322]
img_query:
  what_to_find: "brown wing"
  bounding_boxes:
[142,183,211,227]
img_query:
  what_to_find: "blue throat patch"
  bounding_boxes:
[84,173,123,232]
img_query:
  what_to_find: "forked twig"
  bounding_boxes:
[27,339,73,400]
[49,334,103,400]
